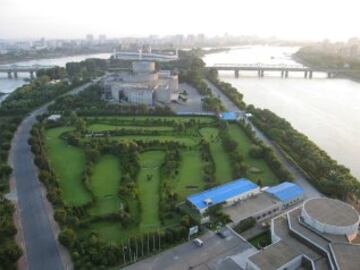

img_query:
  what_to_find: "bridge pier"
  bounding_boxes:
[235,69,239,78]
[260,70,264,78]
[327,72,332,78]
[30,71,34,79]
[281,70,284,78]
[14,72,18,79]
[309,71,313,79]
[304,71,308,79]
[7,71,12,78]
[285,70,289,78]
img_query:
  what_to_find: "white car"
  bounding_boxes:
[193,238,204,247]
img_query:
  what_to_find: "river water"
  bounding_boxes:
[203,46,360,180]
[0,53,111,102]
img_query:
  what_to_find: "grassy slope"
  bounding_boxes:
[174,150,204,200]
[138,151,165,230]
[88,123,174,132]
[45,127,91,206]
[85,116,215,123]
[228,123,278,186]
[89,155,122,216]
[112,136,199,146]
[200,127,233,184]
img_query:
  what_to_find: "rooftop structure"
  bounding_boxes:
[112,49,178,62]
[265,181,304,206]
[302,198,359,237]
[244,198,360,270]
[219,112,240,121]
[187,179,260,214]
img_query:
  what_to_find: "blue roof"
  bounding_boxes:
[265,182,304,203]
[187,178,258,210]
[219,112,238,121]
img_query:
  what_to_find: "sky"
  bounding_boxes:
[0,0,360,41]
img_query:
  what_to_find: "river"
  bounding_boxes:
[0,53,111,102]
[204,46,360,180]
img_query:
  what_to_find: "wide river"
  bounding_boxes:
[203,46,360,180]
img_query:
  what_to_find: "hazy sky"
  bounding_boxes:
[1,0,359,41]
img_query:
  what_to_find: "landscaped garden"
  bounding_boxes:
[33,114,285,268]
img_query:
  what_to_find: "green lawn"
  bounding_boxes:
[200,128,233,184]
[112,136,199,146]
[228,124,278,186]
[45,127,92,206]
[138,151,165,230]
[88,123,174,132]
[173,150,204,200]
[85,115,215,124]
[89,155,122,216]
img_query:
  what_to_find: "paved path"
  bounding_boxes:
[8,79,101,270]
[123,228,254,270]
[205,79,322,199]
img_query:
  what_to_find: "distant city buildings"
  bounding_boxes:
[103,61,178,106]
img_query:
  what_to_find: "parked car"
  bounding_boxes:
[216,229,230,239]
[193,238,204,247]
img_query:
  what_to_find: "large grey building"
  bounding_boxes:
[104,61,178,106]
[244,198,360,270]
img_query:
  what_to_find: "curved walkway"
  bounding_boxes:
[8,80,100,270]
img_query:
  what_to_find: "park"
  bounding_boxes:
[43,115,280,245]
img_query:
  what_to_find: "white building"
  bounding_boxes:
[104,61,178,106]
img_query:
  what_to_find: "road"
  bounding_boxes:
[8,79,101,270]
[205,79,322,198]
[123,227,255,270]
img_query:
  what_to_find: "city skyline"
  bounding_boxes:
[1,0,360,41]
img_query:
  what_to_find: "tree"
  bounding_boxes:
[59,228,76,248]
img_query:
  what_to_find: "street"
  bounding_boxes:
[123,227,255,270]
[8,79,100,270]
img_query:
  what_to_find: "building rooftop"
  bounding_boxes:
[248,199,360,270]
[331,242,360,270]
[265,181,304,203]
[303,198,359,227]
[219,112,239,121]
[223,192,279,223]
[249,241,300,270]
[187,178,258,210]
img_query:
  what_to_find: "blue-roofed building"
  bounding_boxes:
[186,178,260,214]
[265,182,304,208]
[218,112,240,121]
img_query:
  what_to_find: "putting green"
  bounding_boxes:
[45,127,91,206]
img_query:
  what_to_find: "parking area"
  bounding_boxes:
[169,83,204,113]
[123,227,255,270]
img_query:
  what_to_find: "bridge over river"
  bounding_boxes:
[0,64,55,78]
[208,63,350,79]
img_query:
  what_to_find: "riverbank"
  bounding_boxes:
[292,52,360,83]
[0,50,112,65]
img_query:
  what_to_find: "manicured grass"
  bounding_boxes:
[138,151,165,230]
[45,127,92,206]
[112,136,199,146]
[173,150,204,200]
[200,128,233,184]
[228,124,278,186]
[85,115,215,123]
[88,123,174,132]
[89,155,122,216]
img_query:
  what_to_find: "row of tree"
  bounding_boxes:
[247,106,360,202]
